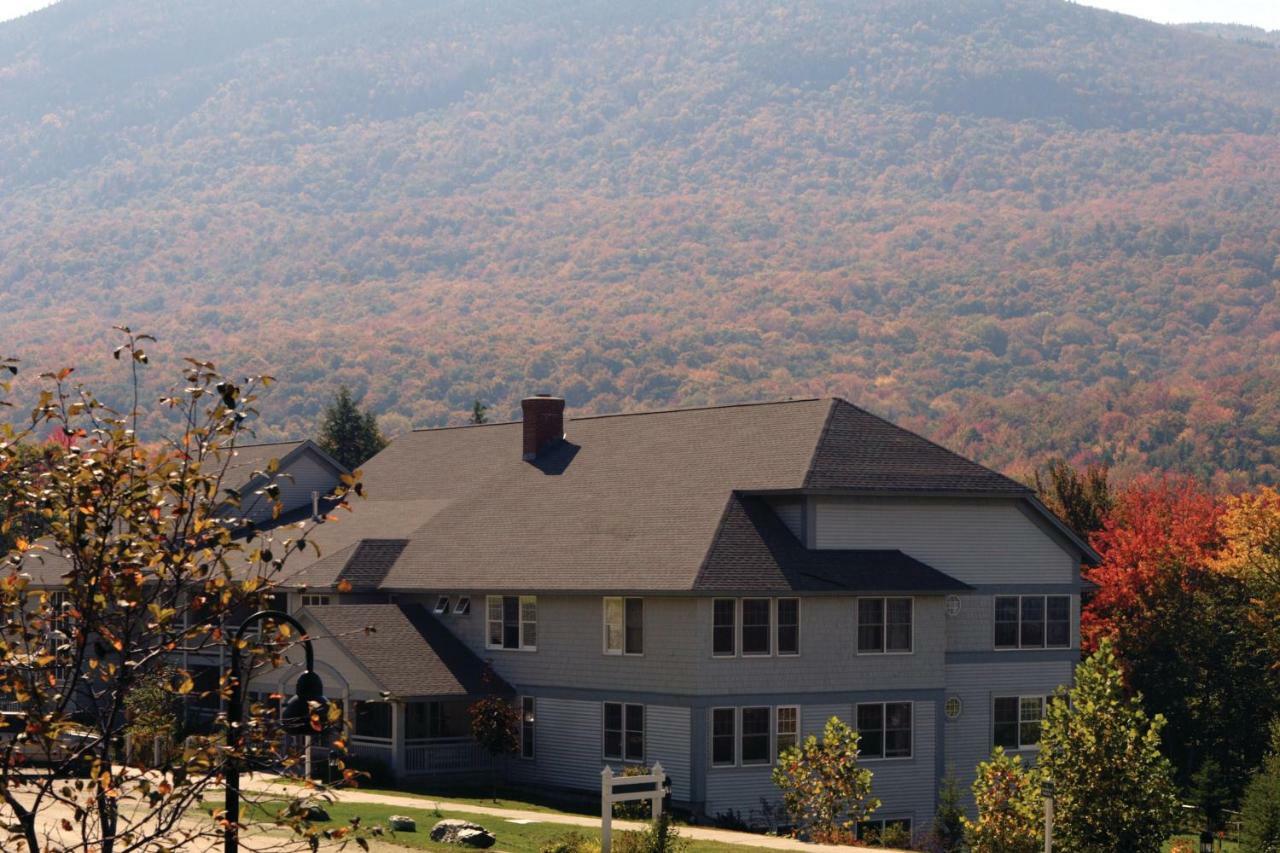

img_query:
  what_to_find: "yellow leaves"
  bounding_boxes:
[1210,486,1280,580]
[336,579,352,593]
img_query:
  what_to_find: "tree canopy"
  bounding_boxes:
[317,386,387,470]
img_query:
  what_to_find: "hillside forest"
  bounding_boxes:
[0,0,1277,485]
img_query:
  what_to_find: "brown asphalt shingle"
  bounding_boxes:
[302,603,509,698]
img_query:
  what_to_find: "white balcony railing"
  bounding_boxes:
[403,737,493,775]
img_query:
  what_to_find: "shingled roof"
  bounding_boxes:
[269,398,1090,593]
[302,603,508,698]
[696,494,972,593]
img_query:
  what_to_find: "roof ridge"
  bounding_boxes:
[826,397,1030,493]
[408,397,828,434]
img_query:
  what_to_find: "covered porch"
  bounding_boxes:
[284,601,514,781]
[349,697,495,777]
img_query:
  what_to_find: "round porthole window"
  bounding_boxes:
[945,595,962,617]
[945,697,962,720]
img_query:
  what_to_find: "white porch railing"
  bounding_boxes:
[349,736,395,769]
[403,737,493,775]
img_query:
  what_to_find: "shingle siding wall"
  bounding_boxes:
[814,497,1078,586]
[943,660,1076,808]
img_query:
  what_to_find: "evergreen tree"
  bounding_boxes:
[1240,718,1280,853]
[931,770,966,853]
[470,399,489,424]
[1038,639,1180,853]
[316,386,386,469]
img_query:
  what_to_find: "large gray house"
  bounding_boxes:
[235,395,1097,833]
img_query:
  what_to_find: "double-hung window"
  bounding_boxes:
[521,697,535,759]
[994,696,1045,750]
[301,594,330,608]
[486,595,537,650]
[741,707,772,765]
[857,597,912,654]
[603,702,644,762]
[713,599,736,656]
[776,706,799,758]
[995,595,1070,649]
[603,597,644,655]
[741,599,771,656]
[856,701,912,759]
[777,599,800,655]
[711,708,736,766]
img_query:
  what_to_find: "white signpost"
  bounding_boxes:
[600,763,666,853]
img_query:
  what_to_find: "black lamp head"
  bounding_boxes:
[281,669,329,735]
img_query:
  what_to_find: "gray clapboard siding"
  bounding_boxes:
[243,450,339,523]
[800,703,936,826]
[507,697,603,792]
[943,660,1075,807]
[944,592,1080,653]
[768,498,805,542]
[814,497,1078,585]
[647,705,692,802]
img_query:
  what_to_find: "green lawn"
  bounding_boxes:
[207,798,768,853]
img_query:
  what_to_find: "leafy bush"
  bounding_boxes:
[771,716,879,839]
[539,831,600,853]
[613,764,656,819]
[963,748,1041,853]
[613,814,688,853]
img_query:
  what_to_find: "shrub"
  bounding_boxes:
[614,813,688,853]
[1038,639,1180,853]
[539,831,600,853]
[613,764,656,819]
[963,748,1041,853]
[1240,719,1280,853]
[771,716,879,839]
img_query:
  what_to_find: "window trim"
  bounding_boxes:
[485,595,538,651]
[993,694,1047,751]
[709,707,737,767]
[434,595,451,615]
[301,594,331,608]
[740,598,772,657]
[854,700,914,761]
[855,597,914,655]
[455,596,471,615]
[602,701,646,763]
[712,598,737,658]
[776,598,800,656]
[994,595,1072,650]
[520,696,535,760]
[602,596,644,657]
[776,705,799,759]
[740,706,773,766]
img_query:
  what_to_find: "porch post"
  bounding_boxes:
[390,700,406,778]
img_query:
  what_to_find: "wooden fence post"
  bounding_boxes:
[650,761,664,820]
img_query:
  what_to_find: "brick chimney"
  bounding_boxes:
[522,395,565,460]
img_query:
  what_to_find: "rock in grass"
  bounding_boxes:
[430,818,496,847]
[389,815,417,832]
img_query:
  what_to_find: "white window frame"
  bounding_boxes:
[301,594,331,608]
[602,597,644,656]
[709,706,737,767]
[856,597,914,655]
[993,695,1047,751]
[994,595,1072,650]
[485,595,537,651]
[602,701,645,763]
[855,700,914,761]
[434,595,451,615]
[740,706,773,766]
[776,705,799,758]
[520,696,535,760]
[712,598,737,658]
[455,596,471,615]
[740,598,772,657]
[857,818,913,842]
[776,598,800,656]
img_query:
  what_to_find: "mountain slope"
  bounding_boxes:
[0,0,1277,484]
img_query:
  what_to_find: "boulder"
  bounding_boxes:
[389,815,417,832]
[430,818,496,848]
[303,805,330,822]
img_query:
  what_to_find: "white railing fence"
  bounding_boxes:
[404,737,493,775]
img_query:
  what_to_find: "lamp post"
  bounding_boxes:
[224,609,334,853]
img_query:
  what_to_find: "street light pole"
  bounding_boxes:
[224,609,331,853]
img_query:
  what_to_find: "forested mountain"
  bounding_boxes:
[1,0,1278,485]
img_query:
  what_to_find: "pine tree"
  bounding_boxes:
[1240,718,1280,853]
[316,386,386,469]
[1038,638,1180,853]
[470,399,489,424]
[932,770,966,853]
